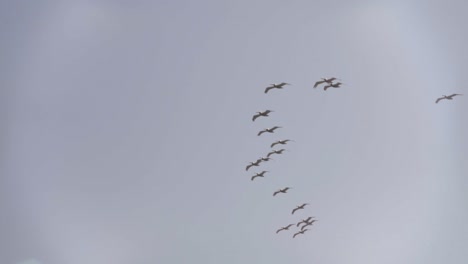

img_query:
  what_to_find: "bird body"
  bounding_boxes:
[264,82,290,93]
[271,139,294,148]
[435,94,462,103]
[245,159,262,171]
[323,82,342,91]
[293,229,309,238]
[313,77,338,88]
[291,203,309,215]
[267,149,286,158]
[276,224,294,233]
[258,126,282,136]
[301,220,317,230]
[297,217,314,227]
[252,110,274,121]
[273,187,291,196]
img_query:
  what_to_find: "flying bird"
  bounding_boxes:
[273,187,291,196]
[301,220,317,230]
[259,157,274,162]
[291,203,309,215]
[252,110,274,122]
[245,159,262,171]
[270,139,294,148]
[264,82,290,94]
[297,217,314,227]
[267,149,286,158]
[323,82,342,91]
[258,126,282,136]
[435,94,462,103]
[293,229,309,238]
[276,224,294,234]
[313,77,338,88]
[251,171,268,181]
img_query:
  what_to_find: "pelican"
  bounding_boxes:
[301,220,317,230]
[313,77,338,88]
[251,171,268,181]
[264,82,290,94]
[323,82,342,91]
[435,94,462,103]
[273,187,291,196]
[297,217,314,227]
[276,224,294,234]
[259,157,274,162]
[270,139,294,148]
[293,229,309,238]
[291,203,309,215]
[258,126,282,136]
[267,148,286,158]
[245,159,262,171]
[252,110,274,121]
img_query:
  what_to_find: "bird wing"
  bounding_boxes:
[271,141,279,148]
[271,126,281,131]
[252,113,260,121]
[279,82,289,86]
[301,224,310,231]
[251,175,256,181]
[267,152,274,158]
[292,208,298,215]
[264,86,274,93]
[273,191,280,196]
[435,97,444,103]
[293,232,299,238]
[313,80,325,88]
[286,224,293,229]
[246,164,252,171]
[258,130,266,136]
[323,84,331,90]
[276,228,283,234]
[449,93,463,98]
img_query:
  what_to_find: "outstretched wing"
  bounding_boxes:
[279,82,289,87]
[271,126,281,131]
[246,164,253,171]
[276,228,284,234]
[264,86,274,93]
[449,93,463,98]
[252,113,260,121]
[293,232,299,238]
[267,151,274,158]
[271,141,279,148]
[292,208,298,215]
[313,80,325,88]
[258,130,266,136]
[323,84,331,91]
[435,97,444,104]
[273,190,280,196]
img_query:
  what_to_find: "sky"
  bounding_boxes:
[1,1,467,264]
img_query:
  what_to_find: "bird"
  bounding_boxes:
[276,224,294,234]
[301,220,317,230]
[251,171,268,181]
[258,126,282,136]
[313,77,338,88]
[291,203,309,215]
[273,187,291,196]
[293,229,309,238]
[323,82,342,91]
[259,157,274,162]
[435,94,462,103]
[270,139,294,148]
[267,149,286,158]
[264,82,290,93]
[297,217,314,227]
[245,159,262,171]
[252,110,274,122]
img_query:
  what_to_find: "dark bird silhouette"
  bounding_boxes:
[245,159,262,171]
[324,82,342,91]
[301,220,317,230]
[291,203,309,215]
[276,224,294,234]
[265,82,290,93]
[313,77,338,88]
[252,110,274,121]
[258,126,282,136]
[297,217,314,227]
[435,94,462,103]
[273,187,291,196]
[267,148,286,158]
[293,229,309,238]
[259,157,274,162]
[251,171,268,181]
[271,139,294,148]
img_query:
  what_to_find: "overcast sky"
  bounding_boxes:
[1,1,467,264]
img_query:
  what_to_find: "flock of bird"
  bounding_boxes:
[246,77,462,239]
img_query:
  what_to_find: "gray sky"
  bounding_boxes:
[2,1,467,264]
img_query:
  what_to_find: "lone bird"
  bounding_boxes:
[265,82,290,93]
[276,224,294,234]
[251,171,268,181]
[293,229,309,238]
[313,77,338,88]
[273,187,291,196]
[297,217,314,227]
[245,159,262,171]
[267,149,286,158]
[301,220,317,230]
[435,94,462,103]
[252,110,274,122]
[324,82,342,91]
[291,203,309,215]
[258,126,282,136]
[271,139,294,148]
